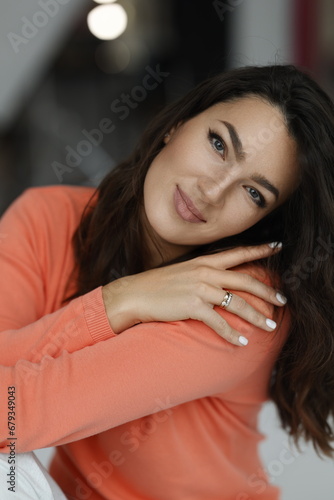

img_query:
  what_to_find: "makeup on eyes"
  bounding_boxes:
[208,128,227,157]
[207,128,268,209]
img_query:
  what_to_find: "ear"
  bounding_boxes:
[163,132,171,144]
[163,122,182,144]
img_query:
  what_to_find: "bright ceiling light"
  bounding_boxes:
[87,4,128,41]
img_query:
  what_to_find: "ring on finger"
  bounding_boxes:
[220,291,233,309]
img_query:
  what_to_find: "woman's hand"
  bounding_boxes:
[102,242,287,346]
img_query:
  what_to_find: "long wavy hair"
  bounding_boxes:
[64,65,334,457]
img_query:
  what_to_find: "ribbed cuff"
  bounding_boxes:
[81,286,117,343]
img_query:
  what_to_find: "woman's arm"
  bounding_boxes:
[0,189,117,367]
[101,243,285,344]
[0,283,290,454]
[0,188,290,453]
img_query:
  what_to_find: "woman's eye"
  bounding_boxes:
[213,138,224,152]
[208,130,226,157]
[245,187,267,208]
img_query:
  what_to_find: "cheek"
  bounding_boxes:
[143,168,158,215]
[212,201,263,238]
[143,160,171,220]
[146,148,175,183]
[144,159,167,202]
[164,133,204,173]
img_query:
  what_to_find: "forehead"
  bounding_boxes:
[202,96,285,128]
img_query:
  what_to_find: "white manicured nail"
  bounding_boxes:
[276,292,287,304]
[268,241,282,248]
[266,318,277,329]
[239,336,248,346]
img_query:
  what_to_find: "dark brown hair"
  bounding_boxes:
[64,65,334,457]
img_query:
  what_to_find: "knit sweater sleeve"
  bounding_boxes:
[0,188,290,453]
[0,187,116,366]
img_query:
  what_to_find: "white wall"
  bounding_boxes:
[228,0,293,68]
[260,402,334,499]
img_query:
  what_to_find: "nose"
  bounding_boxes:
[197,173,234,207]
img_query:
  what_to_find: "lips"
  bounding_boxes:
[174,186,206,223]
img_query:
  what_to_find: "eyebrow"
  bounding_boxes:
[249,174,280,201]
[220,120,246,161]
[218,119,280,202]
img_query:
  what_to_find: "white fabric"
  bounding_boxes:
[0,451,67,499]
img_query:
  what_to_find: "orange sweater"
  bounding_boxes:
[0,185,290,500]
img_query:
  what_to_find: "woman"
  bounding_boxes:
[0,64,333,499]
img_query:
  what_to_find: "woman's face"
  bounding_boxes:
[142,96,300,265]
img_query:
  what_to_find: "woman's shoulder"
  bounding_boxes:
[17,184,97,211]
[228,261,277,287]
[225,261,286,323]
[1,184,98,250]
[6,184,98,227]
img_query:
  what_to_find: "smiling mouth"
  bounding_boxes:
[174,186,206,223]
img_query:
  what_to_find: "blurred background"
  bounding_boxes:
[1,0,334,498]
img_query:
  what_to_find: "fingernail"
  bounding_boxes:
[268,241,282,248]
[266,318,277,329]
[239,336,248,346]
[276,292,287,304]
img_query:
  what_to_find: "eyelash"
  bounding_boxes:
[208,129,227,157]
[208,128,268,209]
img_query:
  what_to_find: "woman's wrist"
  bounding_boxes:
[101,281,139,334]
